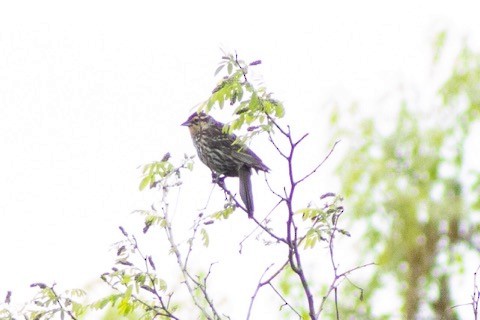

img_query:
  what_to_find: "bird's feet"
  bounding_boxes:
[211,172,226,189]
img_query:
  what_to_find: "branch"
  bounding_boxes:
[451,265,480,319]
[269,283,302,319]
[268,131,288,159]
[160,181,221,320]
[49,284,78,320]
[215,178,286,244]
[131,235,176,316]
[246,264,274,320]
[112,228,180,319]
[316,207,375,318]
[272,120,317,319]
[474,265,480,320]
[264,173,286,202]
[246,260,300,320]
[293,133,309,147]
[239,199,286,254]
[296,140,340,185]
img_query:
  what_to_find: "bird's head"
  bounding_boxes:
[181,112,212,135]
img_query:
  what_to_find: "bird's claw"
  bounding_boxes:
[211,172,226,188]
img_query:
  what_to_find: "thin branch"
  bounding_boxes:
[293,133,309,147]
[266,112,289,137]
[276,119,317,319]
[239,199,286,254]
[131,235,174,315]
[247,264,274,320]
[184,214,204,268]
[246,259,290,319]
[161,183,220,320]
[187,262,221,319]
[474,265,480,320]
[264,173,286,201]
[296,140,340,185]
[268,132,288,159]
[316,204,375,318]
[334,287,339,320]
[446,265,480,319]
[251,215,288,244]
[49,284,77,320]
[215,178,286,244]
[269,283,302,319]
[115,229,179,319]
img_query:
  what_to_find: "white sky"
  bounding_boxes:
[1,0,479,318]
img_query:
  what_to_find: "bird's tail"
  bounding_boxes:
[239,166,254,218]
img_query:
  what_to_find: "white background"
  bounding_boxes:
[1,0,479,318]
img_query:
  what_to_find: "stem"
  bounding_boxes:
[162,184,220,320]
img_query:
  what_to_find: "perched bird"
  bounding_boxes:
[181,112,269,218]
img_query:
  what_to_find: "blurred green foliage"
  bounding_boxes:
[330,34,480,319]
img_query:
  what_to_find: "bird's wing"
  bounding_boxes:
[230,146,270,172]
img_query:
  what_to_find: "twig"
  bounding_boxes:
[268,132,288,159]
[161,180,221,320]
[239,199,285,254]
[215,178,286,244]
[49,284,77,320]
[115,229,179,319]
[264,172,286,201]
[247,259,291,320]
[293,133,309,147]
[315,203,375,318]
[184,214,204,268]
[449,265,480,319]
[277,121,317,319]
[474,265,480,320]
[269,283,302,319]
[296,140,340,185]
[247,264,274,320]
[334,287,339,320]
[187,262,221,319]
[132,235,174,316]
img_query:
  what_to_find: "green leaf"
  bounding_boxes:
[157,279,168,292]
[201,228,209,247]
[214,63,225,76]
[139,176,151,191]
[432,30,447,64]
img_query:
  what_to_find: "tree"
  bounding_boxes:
[1,33,478,320]
[0,53,363,320]
[329,32,480,319]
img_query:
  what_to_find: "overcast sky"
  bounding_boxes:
[1,0,479,318]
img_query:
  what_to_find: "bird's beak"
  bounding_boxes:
[181,119,190,126]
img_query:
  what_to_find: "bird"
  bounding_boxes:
[181,112,269,218]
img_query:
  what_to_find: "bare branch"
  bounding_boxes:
[268,132,288,159]
[215,178,286,244]
[269,283,302,319]
[474,265,480,320]
[293,133,309,147]
[49,284,78,320]
[451,265,480,319]
[264,174,286,201]
[296,140,340,185]
[160,181,221,320]
[247,264,274,320]
[239,199,286,254]
[316,205,375,318]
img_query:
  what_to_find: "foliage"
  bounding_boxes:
[1,52,354,320]
[329,35,480,319]
[3,36,479,320]
[0,284,87,320]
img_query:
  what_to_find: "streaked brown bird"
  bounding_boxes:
[181,112,269,218]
